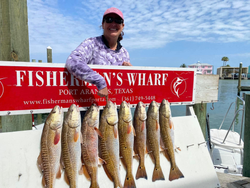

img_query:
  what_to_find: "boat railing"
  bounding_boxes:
[219,96,245,145]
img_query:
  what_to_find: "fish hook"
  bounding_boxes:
[210,103,214,110]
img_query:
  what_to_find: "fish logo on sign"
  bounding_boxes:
[170,77,187,98]
[0,78,6,99]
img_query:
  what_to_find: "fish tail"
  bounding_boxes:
[124,172,136,188]
[169,165,184,181]
[152,166,165,182]
[136,164,147,180]
[114,179,123,188]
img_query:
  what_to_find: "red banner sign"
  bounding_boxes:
[0,62,196,115]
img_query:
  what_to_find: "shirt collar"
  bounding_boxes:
[102,35,122,51]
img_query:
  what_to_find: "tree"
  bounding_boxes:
[180,64,187,68]
[221,57,229,66]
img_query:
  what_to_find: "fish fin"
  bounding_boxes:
[141,121,145,132]
[160,137,164,150]
[132,126,136,136]
[64,172,70,185]
[37,152,43,173]
[133,153,139,160]
[74,129,80,142]
[42,176,46,187]
[82,164,91,181]
[56,165,62,179]
[82,165,91,181]
[162,150,171,162]
[147,152,154,164]
[136,164,147,180]
[98,157,106,166]
[94,127,103,138]
[60,155,65,169]
[54,129,60,145]
[175,146,181,152]
[114,126,118,138]
[103,164,113,182]
[124,172,136,188]
[80,132,83,144]
[169,165,184,181]
[156,121,159,130]
[127,123,132,134]
[79,165,83,175]
[169,119,174,130]
[152,166,165,182]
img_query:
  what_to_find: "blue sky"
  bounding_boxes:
[27,0,250,73]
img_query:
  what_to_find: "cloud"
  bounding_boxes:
[27,0,250,54]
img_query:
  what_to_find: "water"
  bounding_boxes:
[171,79,250,139]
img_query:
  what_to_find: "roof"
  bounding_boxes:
[188,63,212,66]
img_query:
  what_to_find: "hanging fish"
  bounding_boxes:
[146,101,165,182]
[37,105,64,188]
[159,99,184,181]
[61,104,82,187]
[81,103,102,188]
[99,101,122,188]
[133,102,147,180]
[118,101,136,188]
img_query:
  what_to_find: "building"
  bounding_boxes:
[188,61,213,75]
[217,66,248,79]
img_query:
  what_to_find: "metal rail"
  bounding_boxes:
[221,96,245,145]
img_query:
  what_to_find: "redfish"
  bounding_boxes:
[118,101,136,188]
[99,101,122,188]
[146,101,165,182]
[61,104,82,188]
[37,105,64,188]
[133,102,147,180]
[81,103,101,188]
[159,99,184,181]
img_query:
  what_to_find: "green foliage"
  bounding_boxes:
[180,63,187,68]
[221,56,229,66]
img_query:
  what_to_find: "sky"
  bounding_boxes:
[27,0,250,74]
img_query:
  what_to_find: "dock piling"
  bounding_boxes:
[237,62,242,96]
[0,0,32,132]
[243,94,250,177]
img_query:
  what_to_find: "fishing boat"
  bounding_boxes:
[207,96,244,175]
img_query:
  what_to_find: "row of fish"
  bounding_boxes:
[37,99,184,188]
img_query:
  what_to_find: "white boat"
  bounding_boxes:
[208,96,244,175]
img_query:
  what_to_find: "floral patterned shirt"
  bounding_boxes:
[66,36,130,90]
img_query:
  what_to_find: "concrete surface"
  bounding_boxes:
[217,172,250,188]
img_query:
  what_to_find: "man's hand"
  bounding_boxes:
[122,62,132,66]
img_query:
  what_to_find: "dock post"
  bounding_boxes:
[243,94,250,177]
[0,0,32,132]
[237,62,242,96]
[47,46,52,63]
[194,103,207,138]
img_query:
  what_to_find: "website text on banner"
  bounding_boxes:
[0,62,195,115]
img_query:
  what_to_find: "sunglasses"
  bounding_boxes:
[104,17,124,24]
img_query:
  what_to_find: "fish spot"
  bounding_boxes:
[127,178,129,180]
[172,168,175,170]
